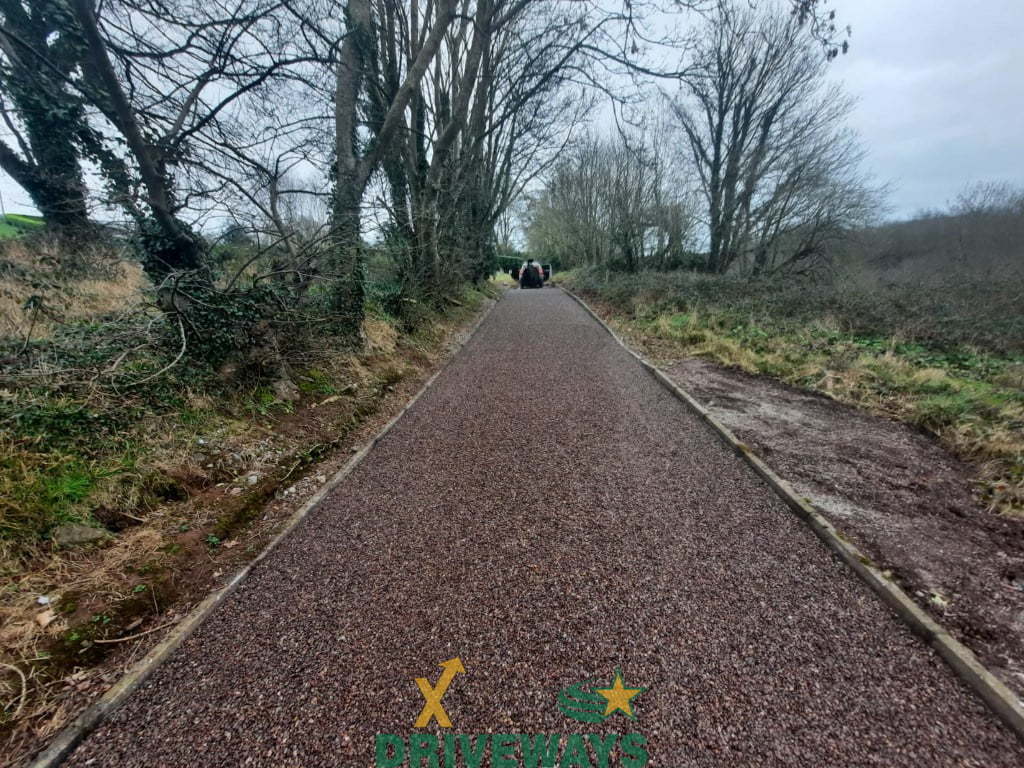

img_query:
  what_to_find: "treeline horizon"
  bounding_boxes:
[0,1,843,339]
[521,4,1021,282]
[7,0,1018,377]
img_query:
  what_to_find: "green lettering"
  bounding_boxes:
[587,734,618,768]
[521,734,561,768]
[621,734,649,768]
[459,734,490,768]
[444,733,456,768]
[375,734,406,768]
[409,734,439,768]
[560,734,591,768]
[492,734,518,768]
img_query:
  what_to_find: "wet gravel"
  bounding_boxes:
[64,290,1023,767]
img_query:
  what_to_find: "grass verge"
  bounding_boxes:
[0,216,44,241]
[0,254,496,765]
[563,268,1024,517]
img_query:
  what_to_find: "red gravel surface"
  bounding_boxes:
[62,290,1023,767]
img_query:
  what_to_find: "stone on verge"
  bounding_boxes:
[52,523,111,548]
[272,378,300,402]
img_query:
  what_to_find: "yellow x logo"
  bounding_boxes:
[414,657,465,728]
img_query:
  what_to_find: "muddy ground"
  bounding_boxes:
[666,357,1024,699]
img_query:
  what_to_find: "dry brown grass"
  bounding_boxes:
[0,524,169,761]
[0,239,145,343]
[0,527,166,658]
[363,315,399,354]
[595,304,1024,518]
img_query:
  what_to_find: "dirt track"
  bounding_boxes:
[62,289,1023,767]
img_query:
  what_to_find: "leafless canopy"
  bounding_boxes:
[0,0,855,363]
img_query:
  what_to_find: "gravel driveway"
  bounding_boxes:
[63,289,1023,767]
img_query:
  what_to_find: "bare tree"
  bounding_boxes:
[330,0,459,333]
[26,0,321,282]
[0,0,852,354]
[369,0,603,294]
[668,2,874,276]
[527,130,695,272]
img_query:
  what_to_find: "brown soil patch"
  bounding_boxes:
[666,357,1024,699]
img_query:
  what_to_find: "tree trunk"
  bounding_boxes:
[330,0,374,336]
[330,179,365,337]
[70,0,204,281]
[0,138,91,238]
[0,0,92,241]
[331,0,457,338]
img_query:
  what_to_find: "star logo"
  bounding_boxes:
[557,668,647,722]
[595,669,644,719]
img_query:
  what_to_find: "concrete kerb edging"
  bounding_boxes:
[561,287,1024,742]
[28,296,501,768]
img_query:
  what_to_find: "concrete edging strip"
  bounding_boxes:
[562,286,1024,742]
[29,297,500,768]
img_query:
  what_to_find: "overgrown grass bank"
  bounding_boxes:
[0,241,495,762]
[0,290,492,563]
[564,267,1024,516]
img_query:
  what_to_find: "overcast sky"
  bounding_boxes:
[1,1,1022,222]
[825,0,1024,219]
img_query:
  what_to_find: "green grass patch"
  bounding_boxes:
[244,386,293,418]
[0,213,45,239]
[0,449,95,545]
[1,277,492,561]
[296,368,338,395]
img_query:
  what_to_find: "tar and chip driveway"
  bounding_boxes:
[63,290,1023,767]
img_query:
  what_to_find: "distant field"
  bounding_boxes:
[491,270,516,285]
[0,213,44,238]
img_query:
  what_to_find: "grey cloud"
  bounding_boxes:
[827,0,1024,217]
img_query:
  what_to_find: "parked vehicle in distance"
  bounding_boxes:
[506,260,552,287]
[517,259,545,289]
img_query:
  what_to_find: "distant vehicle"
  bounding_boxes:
[517,260,545,289]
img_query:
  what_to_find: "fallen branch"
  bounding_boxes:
[93,620,178,645]
[121,314,187,387]
[18,297,41,355]
[103,343,152,377]
[1,662,28,719]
